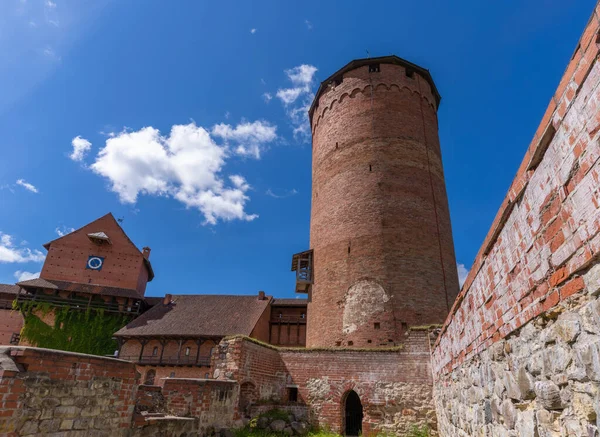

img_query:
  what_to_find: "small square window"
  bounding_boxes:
[405,68,415,78]
[369,64,380,73]
[335,341,341,346]
[374,322,380,330]
[348,341,353,346]
[170,372,175,378]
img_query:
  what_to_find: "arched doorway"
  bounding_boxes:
[344,390,363,436]
[144,369,156,385]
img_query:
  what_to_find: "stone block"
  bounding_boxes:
[517,367,536,400]
[534,380,563,410]
[60,419,74,430]
[54,406,81,419]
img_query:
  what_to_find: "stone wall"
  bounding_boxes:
[0,346,138,436]
[214,331,437,436]
[432,5,600,436]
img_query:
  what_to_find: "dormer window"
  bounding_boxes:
[88,232,111,245]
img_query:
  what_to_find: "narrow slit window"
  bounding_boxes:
[288,387,298,403]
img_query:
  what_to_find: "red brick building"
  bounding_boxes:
[1,56,457,436]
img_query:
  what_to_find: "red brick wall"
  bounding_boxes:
[41,214,150,296]
[249,302,271,343]
[0,310,22,346]
[308,61,459,348]
[432,7,600,375]
[0,347,138,435]
[214,332,436,435]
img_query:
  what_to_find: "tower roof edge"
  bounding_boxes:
[308,55,441,124]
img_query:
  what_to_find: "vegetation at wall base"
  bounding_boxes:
[15,301,131,356]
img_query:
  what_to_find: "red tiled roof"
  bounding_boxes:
[114,294,272,338]
[17,278,141,299]
[271,298,308,307]
[0,284,20,295]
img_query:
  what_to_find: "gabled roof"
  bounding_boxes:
[114,294,272,338]
[17,278,142,299]
[308,55,441,124]
[0,284,20,295]
[42,213,154,281]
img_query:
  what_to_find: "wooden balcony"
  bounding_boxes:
[291,250,313,294]
[118,355,212,367]
[15,293,141,315]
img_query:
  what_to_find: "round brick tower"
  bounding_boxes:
[306,56,459,348]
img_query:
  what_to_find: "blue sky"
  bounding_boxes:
[0,0,596,297]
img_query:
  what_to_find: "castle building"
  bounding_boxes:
[294,55,459,348]
[0,56,457,435]
[114,293,307,385]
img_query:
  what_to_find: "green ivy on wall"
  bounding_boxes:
[15,301,131,356]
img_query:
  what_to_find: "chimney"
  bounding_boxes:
[142,247,151,259]
[258,290,266,300]
[163,294,172,305]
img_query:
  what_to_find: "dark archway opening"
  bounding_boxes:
[344,390,363,436]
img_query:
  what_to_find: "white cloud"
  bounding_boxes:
[89,122,275,225]
[0,233,45,263]
[276,64,317,141]
[286,64,317,86]
[250,28,257,34]
[14,270,40,282]
[211,120,277,158]
[55,226,75,237]
[45,0,56,8]
[457,263,469,288]
[224,111,231,119]
[70,135,92,161]
[266,188,298,199]
[276,88,303,105]
[305,20,313,30]
[16,179,38,193]
[262,92,272,103]
[43,47,61,61]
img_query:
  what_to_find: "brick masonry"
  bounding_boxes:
[308,60,459,348]
[41,213,150,296]
[432,6,600,436]
[213,331,437,436]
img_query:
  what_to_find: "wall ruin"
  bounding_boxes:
[214,331,437,436]
[432,6,600,436]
